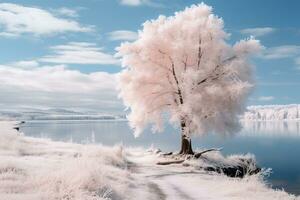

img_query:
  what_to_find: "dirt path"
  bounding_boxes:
[128,153,201,200]
[142,165,197,200]
[126,150,298,200]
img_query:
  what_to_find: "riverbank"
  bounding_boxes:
[0,121,298,200]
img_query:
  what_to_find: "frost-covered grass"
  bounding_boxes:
[0,121,151,200]
[0,121,299,200]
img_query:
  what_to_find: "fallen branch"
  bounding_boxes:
[156,159,185,165]
[156,148,222,165]
[161,152,173,156]
[194,148,222,159]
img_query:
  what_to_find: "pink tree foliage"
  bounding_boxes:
[117,3,262,153]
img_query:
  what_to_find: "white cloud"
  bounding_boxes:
[108,30,138,41]
[120,0,145,6]
[241,27,276,37]
[0,64,122,112]
[0,32,18,38]
[119,0,162,7]
[259,45,300,59]
[258,96,274,101]
[39,42,120,65]
[55,7,79,18]
[9,60,40,69]
[0,3,92,36]
[258,45,300,70]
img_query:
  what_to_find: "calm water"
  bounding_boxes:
[20,120,300,195]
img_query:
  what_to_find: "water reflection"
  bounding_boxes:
[241,120,300,137]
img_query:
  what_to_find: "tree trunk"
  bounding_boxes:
[179,119,194,155]
[179,135,194,154]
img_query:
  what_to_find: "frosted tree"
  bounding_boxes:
[117,3,261,154]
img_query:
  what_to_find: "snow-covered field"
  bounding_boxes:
[0,121,298,200]
[243,104,300,121]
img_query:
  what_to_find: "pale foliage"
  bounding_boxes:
[117,3,262,137]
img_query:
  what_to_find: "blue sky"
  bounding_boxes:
[0,0,300,112]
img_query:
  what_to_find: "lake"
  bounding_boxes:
[19,120,300,195]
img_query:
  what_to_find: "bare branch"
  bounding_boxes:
[156,49,183,106]
[147,56,172,73]
[223,55,237,64]
[194,148,222,158]
[181,54,188,72]
[156,51,184,106]
[157,49,179,99]
[147,90,178,107]
[150,90,178,95]
[158,49,167,55]
[197,36,203,70]
[156,159,185,165]
[167,74,179,106]
[196,55,237,86]
[170,57,184,105]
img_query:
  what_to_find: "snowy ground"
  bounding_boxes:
[0,121,299,200]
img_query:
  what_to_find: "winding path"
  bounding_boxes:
[128,152,205,200]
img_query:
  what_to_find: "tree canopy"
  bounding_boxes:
[117,3,262,138]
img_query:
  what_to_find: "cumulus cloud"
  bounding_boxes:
[0,64,122,112]
[39,42,120,65]
[108,30,138,41]
[0,3,92,37]
[241,27,276,37]
[258,96,274,101]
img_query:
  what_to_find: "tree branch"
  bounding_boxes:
[197,36,203,70]
[196,55,237,86]
[147,56,172,73]
[157,49,184,106]
[147,91,177,107]
[156,160,185,165]
[150,90,178,95]
[194,148,222,158]
[170,58,184,105]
